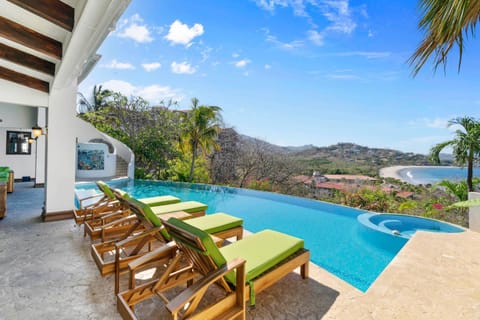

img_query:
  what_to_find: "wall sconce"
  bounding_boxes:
[28,137,35,144]
[32,126,43,139]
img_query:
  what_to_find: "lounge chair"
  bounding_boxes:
[92,193,243,294]
[117,218,310,320]
[74,181,181,225]
[84,186,186,242]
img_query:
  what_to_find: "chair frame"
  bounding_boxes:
[116,219,309,320]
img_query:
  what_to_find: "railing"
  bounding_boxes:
[74,117,134,179]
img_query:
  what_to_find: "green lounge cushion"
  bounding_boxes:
[151,201,208,215]
[126,197,171,239]
[166,218,304,284]
[96,181,115,199]
[138,195,180,207]
[220,230,304,284]
[166,218,227,268]
[185,213,243,234]
[114,188,180,207]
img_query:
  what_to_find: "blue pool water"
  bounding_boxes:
[358,213,464,240]
[398,166,480,185]
[77,180,409,292]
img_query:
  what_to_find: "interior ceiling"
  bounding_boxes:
[0,0,76,93]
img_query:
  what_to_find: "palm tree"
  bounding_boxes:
[77,85,112,113]
[430,116,480,191]
[180,98,222,182]
[409,0,480,75]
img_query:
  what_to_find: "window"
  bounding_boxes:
[6,131,32,155]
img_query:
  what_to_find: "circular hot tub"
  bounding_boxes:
[358,213,464,239]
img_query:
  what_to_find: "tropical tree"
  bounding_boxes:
[180,98,222,182]
[430,116,480,191]
[77,85,112,113]
[409,0,480,75]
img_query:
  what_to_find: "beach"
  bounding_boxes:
[380,165,476,185]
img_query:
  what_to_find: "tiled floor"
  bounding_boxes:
[1,182,479,319]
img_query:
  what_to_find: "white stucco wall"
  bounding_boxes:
[0,103,38,179]
[468,192,480,232]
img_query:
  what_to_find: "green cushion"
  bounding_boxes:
[125,196,171,240]
[220,230,304,284]
[151,201,208,215]
[166,217,304,286]
[96,181,115,199]
[113,189,180,207]
[186,213,243,234]
[139,195,180,206]
[166,218,227,268]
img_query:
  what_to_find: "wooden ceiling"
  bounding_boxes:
[0,0,75,93]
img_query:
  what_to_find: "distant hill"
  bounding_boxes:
[238,136,453,176]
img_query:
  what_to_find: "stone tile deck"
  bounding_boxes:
[1,182,479,319]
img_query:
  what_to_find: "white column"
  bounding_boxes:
[468,192,480,232]
[35,107,47,185]
[44,80,78,215]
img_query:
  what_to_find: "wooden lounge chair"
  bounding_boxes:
[73,185,120,225]
[75,181,181,225]
[84,187,188,242]
[92,194,243,293]
[117,218,310,320]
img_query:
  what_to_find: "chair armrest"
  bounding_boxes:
[114,226,164,248]
[91,209,128,224]
[101,215,137,229]
[127,241,177,271]
[78,194,104,208]
[166,257,246,315]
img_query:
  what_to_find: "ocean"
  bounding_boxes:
[398,166,480,185]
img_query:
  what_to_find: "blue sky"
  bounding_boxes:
[79,0,480,154]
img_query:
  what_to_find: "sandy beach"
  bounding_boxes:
[379,165,416,181]
[379,165,463,184]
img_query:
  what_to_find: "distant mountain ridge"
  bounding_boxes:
[238,135,453,168]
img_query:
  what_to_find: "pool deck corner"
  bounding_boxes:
[325,229,480,319]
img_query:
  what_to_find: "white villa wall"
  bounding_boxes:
[468,192,480,232]
[0,103,37,179]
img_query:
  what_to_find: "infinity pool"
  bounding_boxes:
[77,179,408,292]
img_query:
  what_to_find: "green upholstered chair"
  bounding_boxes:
[117,218,309,320]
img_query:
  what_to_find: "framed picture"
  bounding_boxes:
[6,131,32,155]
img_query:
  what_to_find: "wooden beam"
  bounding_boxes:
[0,16,62,60]
[6,0,74,32]
[0,43,55,76]
[0,66,49,93]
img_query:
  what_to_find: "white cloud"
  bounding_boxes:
[165,20,204,47]
[264,64,272,69]
[117,14,153,43]
[265,30,304,50]
[103,59,135,70]
[307,30,324,46]
[235,59,251,68]
[232,53,240,58]
[141,62,162,72]
[335,51,391,59]
[100,80,183,104]
[171,61,197,74]
[326,73,360,80]
[254,0,361,42]
[322,0,356,34]
[409,117,450,129]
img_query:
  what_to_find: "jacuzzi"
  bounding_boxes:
[358,213,464,240]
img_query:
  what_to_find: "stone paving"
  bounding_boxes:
[1,182,479,319]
